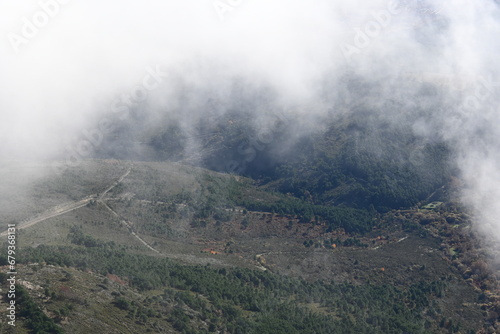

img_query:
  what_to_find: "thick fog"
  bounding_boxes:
[1,1,500,241]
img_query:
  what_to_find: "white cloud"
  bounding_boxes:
[1,0,500,247]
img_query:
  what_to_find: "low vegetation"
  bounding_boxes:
[18,241,467,333]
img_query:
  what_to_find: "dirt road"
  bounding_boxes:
[0,195,96,237]
[0,165,161,253]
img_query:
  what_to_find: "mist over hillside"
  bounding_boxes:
[1,0,498,238]
[0,0,499,243]
[1,2,500,331]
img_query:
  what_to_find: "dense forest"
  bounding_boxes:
[16,237,469,334]
[134,102,453,213]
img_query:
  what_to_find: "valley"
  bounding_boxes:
[0,159,498,333]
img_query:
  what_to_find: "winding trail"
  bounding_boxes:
[0,196,97,237]
[99,168,131,200]
[0,166,161,254]
[99,200,160,253]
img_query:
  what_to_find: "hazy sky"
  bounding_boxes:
[1,0,500,240]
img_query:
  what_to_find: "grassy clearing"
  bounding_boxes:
[421,202,443,210]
